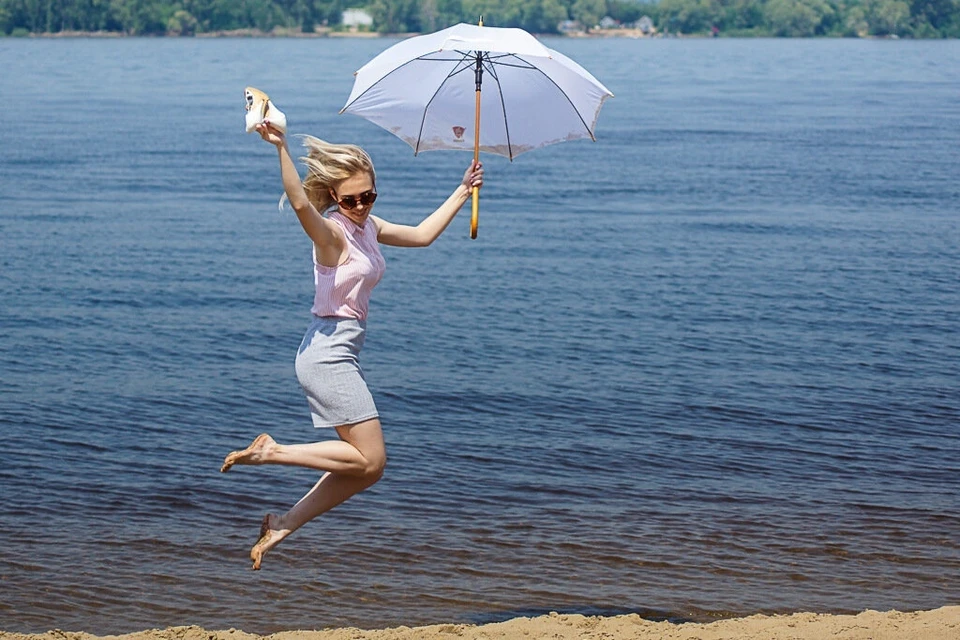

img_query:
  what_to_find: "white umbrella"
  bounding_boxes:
[341,21,613,238]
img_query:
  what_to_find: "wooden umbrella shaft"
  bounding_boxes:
[470,50,482,240]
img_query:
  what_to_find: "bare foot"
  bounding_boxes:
[220,433,276,473]
[250,513,288,570]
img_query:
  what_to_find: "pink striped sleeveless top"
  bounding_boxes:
[310,211,386,320]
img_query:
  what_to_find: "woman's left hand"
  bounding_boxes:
[462,160,484,190]
[256,121,286,148]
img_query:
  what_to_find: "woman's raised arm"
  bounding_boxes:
[374,160,484,248]
[257,123,344,265]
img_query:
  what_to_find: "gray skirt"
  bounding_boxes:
[295,316,379,428]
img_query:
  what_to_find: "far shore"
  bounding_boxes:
[5,29,918,40]
[7,26,655,39]
[1,607,959,640]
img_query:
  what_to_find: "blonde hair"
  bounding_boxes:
[298,135,376,213]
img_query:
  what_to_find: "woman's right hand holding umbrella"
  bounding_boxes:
[461,159,484,191]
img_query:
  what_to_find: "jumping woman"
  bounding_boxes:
[221,119,483,570]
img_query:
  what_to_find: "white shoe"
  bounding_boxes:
[244,86,287,134]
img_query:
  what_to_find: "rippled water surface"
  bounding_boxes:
[1,37,959,635]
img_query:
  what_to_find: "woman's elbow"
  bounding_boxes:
[291,200,314,217]
[412,225,440,247]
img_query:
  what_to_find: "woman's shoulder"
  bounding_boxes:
[369,215,387,235]
[323,212,352,236]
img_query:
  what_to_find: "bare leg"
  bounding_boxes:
[246,418,386,570]
[221,428,380,475]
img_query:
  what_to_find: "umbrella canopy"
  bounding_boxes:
[341,22,613,160]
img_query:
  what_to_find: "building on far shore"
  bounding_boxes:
[562,15,658,37]
[599,16,619,30]
[342,8,373,30]
[558,20,585,35]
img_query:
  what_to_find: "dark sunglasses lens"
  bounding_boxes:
[338,191,376,210]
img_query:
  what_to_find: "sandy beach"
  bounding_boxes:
[3,607,958,640]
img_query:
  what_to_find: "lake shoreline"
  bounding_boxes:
[2,607,959,640]
[9,27,658,39]
[7,29,916,40]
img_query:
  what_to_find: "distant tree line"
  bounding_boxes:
[0,0,347,35]
[657,0,959,36]
[1,0,957,37]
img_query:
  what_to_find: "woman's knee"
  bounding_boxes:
[338,419,386,481]
[363,451,386,483]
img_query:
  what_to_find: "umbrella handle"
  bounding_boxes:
[470,187,479,239]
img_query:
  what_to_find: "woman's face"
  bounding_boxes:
[331,172,376,227]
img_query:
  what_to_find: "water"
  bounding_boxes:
[1,36,958,635]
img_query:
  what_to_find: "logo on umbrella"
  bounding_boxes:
[452,126,465,141]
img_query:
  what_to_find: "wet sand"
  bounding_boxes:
[2,606,958,640]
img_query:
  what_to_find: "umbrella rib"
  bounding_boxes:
[485,52,531,63]
[483,57,515,161]
[341,54,472,115]
[509,54,599,142]
[414,54,474,155]
[429,54,482,63]
[487,60,538,70]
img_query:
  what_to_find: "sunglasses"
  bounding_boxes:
[335,190,378,210]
